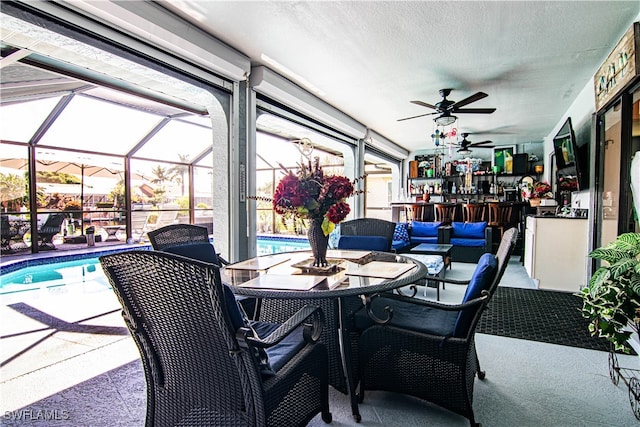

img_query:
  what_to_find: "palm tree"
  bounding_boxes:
[150,165,173,205]
[168,154,190,196]
[0,172,26,212]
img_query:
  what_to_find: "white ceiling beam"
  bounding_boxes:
[250,66,367,140]
[0,48,31,69]
[365,129,409,160]
[28,0,250,84]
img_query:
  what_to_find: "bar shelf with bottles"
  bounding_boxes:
[407,156,541,200]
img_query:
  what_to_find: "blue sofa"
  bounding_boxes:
[392,221,446,252]
[409,221,444,245]
[440,221,493,263]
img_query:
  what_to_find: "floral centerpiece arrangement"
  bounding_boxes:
[267,157,364,266]
[521,180,553,206]
[558,176,579,192]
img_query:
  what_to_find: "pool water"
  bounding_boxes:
[257,237,309,256]
[0,237,311,295]
[1,258,105,295]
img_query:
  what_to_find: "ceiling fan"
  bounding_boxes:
[452,133,494,154]
[398,88,496,125]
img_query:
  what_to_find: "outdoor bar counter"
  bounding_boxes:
[390,199,526,223]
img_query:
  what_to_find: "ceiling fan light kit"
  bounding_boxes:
[434,114,457,126]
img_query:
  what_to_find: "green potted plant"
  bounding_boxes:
[581,233,640,353]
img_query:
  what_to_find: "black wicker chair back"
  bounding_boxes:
[147,223,210,249]
[37,213,66,249]
[356,227,518,427]
[100,250,331,427]
[148,223,229,265]
[339,218,396,251]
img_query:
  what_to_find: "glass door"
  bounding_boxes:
[598,103,622,248]
[632,89,640,233]
[596,88,640,251]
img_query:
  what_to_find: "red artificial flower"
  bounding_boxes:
[322,175,354,200]
[326,201,350,223]
[266,157,362,233]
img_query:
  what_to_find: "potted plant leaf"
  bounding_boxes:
[581,233,640,353]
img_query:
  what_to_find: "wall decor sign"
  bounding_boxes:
[594,22,639,111]
[492,146,516,174]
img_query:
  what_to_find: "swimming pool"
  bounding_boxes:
[0,237,311,295]
[256,235,310,256]
[0,258,106,295]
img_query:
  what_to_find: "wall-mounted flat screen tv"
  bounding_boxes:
[552,117,589,192]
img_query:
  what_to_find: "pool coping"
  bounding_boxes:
[0,245,152,276]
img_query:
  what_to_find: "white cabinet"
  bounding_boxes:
[524,216,589,292]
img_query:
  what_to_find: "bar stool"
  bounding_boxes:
[405,203,425,222]
[462,203,485,223]
[487,201,513,239]
[434,203,456,225]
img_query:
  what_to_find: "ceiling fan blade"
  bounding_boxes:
[410,100,438,110]
[469,140,493,146]
[453,107,496,114]
[452,91,488,108]
[397,111,436,122]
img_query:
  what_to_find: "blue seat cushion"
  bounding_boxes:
[162,242,220,266]
[454,253,498,337]
[410,236,438,244]
[411,221,442,237]
[450,237,486,247]
[354,296,458,337]
[451,221,487,239]
[338,235,389,251]
[252,321,305,374]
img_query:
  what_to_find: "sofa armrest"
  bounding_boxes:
[438,225,452,244]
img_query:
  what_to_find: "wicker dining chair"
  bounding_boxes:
[148,223,256,316]
[354,228,518,427]
[147,223,229,265]
[100,250,332,427]
[339,218,397,251]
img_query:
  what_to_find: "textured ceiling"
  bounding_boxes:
[158,0,639,152]
[2,1,639,156]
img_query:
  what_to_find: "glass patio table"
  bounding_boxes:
[223,249,427,422]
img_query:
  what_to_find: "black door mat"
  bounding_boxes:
[478,287,636,355]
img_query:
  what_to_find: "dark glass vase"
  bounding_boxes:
[307,218,329,267]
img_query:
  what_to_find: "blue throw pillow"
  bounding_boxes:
[453,253,498,337]
[411,221,442,237]
[451,221,487,239]
[338,235,389,251]
[393,222,410,243]
[162,242,220,266]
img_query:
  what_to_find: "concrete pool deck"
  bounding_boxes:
[0,272,143,424]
